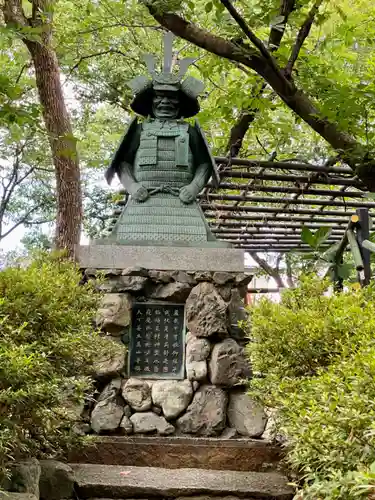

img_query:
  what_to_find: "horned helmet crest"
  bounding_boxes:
[128,32,204,118]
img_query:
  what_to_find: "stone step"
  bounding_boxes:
[68,436,282,472]
[71,464,294,499]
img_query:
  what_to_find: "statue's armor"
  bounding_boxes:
[134,120,194,188]
[111,119,212,244]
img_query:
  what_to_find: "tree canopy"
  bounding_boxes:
[1,0,375,257]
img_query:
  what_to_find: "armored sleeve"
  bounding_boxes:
[188,125,212,167]
[105,119,142,184]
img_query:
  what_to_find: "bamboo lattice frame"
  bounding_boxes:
[202,157,374,253]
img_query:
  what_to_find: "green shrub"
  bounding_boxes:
[247,275,375,499]
[0,253,112,476]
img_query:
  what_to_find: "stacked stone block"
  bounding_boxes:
[85,267,268,439]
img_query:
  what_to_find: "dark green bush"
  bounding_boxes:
[0,253,111,476]
[247,276,375,499]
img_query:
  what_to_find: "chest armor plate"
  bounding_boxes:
[134,119,194,185]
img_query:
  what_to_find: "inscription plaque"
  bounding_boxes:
[129,302,185,379]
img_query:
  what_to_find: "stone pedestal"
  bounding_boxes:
[76,245,267,439]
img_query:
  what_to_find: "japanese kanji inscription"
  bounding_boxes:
[129,302,185,379]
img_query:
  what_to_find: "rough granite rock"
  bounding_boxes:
[102,268,122,276]
[122,378,152,412]
[262,412,277,442]
[194,271,212,281]
[119,415,133,434]
[91,398,125,434]
[148,270,173,283]
[95,293,132,334]
[209,338,246,387]
[122,266,149,277]
[92,337,126,380]
[227,392,267,438]
[91,379,125,433]
[170,271,197,285]
[186,336,211,381]
[216,285,232,302]
[212,272,234,285]
[185,282,228,337]
[72,422,91,436]
[152,380,193,419]
[130,412,175,435]
[220,427,238,439]
[117,275,149,293]
[39,460,75,500]
[235,273,253,287]
[177,385,227,436]
[2,459,40,497]
[150,282,192,302]
[97,378,122,402]
[186,360,207,382]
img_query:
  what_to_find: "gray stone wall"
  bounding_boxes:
[83,267,268,439]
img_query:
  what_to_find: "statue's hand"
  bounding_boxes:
[129,183,149,202]
[179,184,197,204]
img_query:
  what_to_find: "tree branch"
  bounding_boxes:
[268,0,296,50]
[224,0,294,158]
[0,205,45,240]
[68,49,134,76]
[220,0,284,79]
[285,0,324,77]
[250,252,286,288]
[145,5,372,187]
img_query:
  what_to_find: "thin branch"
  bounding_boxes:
[15,63,30,84]
[220,0,282,77]
[0,205,44,240]
[268,0,296,50]
[285,0,324,77]
[75,23,160,35]
[68,49,134,76]
[192,63,226,92]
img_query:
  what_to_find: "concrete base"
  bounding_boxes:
[75,245,244,272]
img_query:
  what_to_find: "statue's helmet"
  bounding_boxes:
[127,33,204,119]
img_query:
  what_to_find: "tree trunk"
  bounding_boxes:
[3,0,82,257]
[26,43,82,256]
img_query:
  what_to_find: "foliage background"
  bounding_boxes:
[247,276,375,499]
[2,0,375,249]
[0,253,113,477]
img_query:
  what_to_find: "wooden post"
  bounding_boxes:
[356,208,371,286]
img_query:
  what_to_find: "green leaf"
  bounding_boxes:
[337,262,353,279]
[314,227,332,248]
[301,226,315,248]
[205,1,213,13]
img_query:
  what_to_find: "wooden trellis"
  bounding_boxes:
[202,157,375,254]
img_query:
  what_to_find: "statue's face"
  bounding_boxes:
[152,90,180,119]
